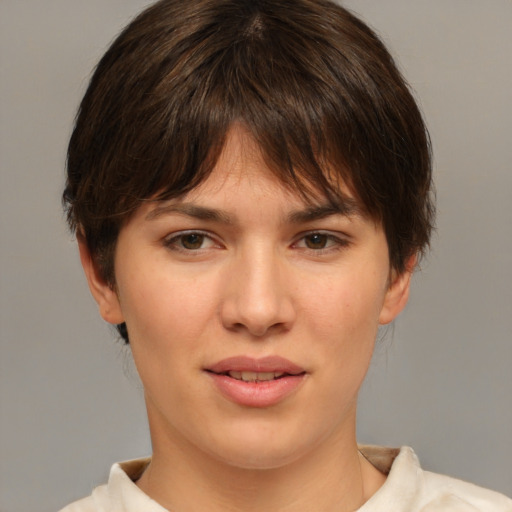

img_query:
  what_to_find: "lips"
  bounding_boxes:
[205,356,306,407]
[207,355,305,375]
[226,370,286,382]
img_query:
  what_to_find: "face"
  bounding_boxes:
[81,127,412,470]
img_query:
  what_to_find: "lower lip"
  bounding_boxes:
[207,373,305,408]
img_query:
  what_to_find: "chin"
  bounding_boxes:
[214,444,304,471]
[201,422,319,470]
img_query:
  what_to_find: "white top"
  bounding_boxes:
[59,446,512,511]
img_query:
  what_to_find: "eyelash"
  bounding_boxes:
[293,232,350,253]
[163,230,220,253]
[162,230,350,254]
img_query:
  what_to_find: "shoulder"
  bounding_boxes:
[420,470,512,512]
[58,457,156,512]
[58,485,108,512]
[359,445,512,512]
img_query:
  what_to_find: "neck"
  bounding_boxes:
[137,417,385,512]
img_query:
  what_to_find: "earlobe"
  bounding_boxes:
[378,254,417,325]
[78,237,124,325]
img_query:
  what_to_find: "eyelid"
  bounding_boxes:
[161,229,350,253]
[292,230,351,250]
[163,230,222,251]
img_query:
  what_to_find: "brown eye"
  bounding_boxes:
[164,231,219,253]
[180,233,205,250]
[304,233,329,249]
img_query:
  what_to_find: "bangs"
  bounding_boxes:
[66,0,433,283]
[135,37,357,213]
[96,0,393,219]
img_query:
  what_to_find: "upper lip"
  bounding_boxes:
[206,356,305,375]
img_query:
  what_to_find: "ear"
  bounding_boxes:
[78,237,125,325]
[379,254,417,325]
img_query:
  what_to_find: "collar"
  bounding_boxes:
[104,446,421,512]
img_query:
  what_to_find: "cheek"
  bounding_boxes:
[118,267,218,344]
[114,272,222,403]
[305,271,385,340]
[301,271,386,388]
[118,270,219,402]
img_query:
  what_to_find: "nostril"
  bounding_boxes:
[219,276,296,336]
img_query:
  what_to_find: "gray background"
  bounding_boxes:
[1,1,511,510]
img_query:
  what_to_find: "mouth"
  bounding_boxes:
[205,356,306,407]
[205,355,306,380]
[207,370,303,382]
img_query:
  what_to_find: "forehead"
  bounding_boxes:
[196,123,364,207]
[144,125,366,222]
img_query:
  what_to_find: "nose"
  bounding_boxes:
[220,246,296,337]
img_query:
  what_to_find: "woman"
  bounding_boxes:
[60,0,511,510]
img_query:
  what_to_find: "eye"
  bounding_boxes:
[164,231,218,251]
[304,233,330,249]
[180,233,206,250]
[294,232,349,251]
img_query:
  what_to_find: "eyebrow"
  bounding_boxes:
[287,198,363,224]
[145,203,235,224]
[145,198,363,224]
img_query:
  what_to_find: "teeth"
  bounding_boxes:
[228,371,285,382]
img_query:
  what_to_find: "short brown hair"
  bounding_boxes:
[64,0,434,336]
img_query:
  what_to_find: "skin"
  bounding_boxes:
[80,126,414,512]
